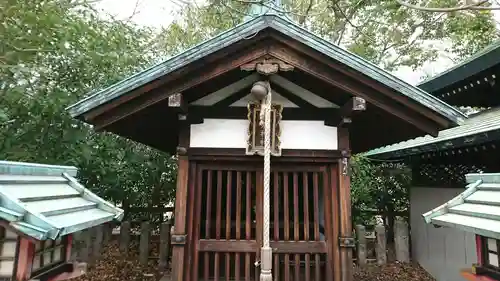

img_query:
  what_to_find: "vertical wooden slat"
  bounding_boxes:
[283,172,290,281]
[313,172,321,281]
[293,172,300,281]
[273,171,280,281]
[303,172,311,281]
[256,171,263,280]
[323,168,334,281]
[192,168,203,281]
[204,170,213,281]
[245,172,252,281]
[215,170,223,281]
[235,171,242,281]
[226,171,232,281]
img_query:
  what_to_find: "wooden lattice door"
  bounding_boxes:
[189,163,336,281]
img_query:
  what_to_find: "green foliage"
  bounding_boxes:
[350,156,411,226]
[0,0,175,218]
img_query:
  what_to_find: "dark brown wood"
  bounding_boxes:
[245,171,251,281]
[270,241,328,254]
[303,172,311,281]
[330,165,341,281]
[225,171,232,281]
[267,45,441,136]
[293,173,300,281]
[283,172,290,281]
[327,97,367,127]
[323,167,335,281]
[235,171,242,281]
[185,158,198,280]
[269,32,451,128]
[337,127,352,281]
[215,170,222,281]
[87,45,269,129]
[313,172,321,281]
[204,170,212,281]
[199,240,258,252]
[171,125,190,281]
[272,83,318,111]
[256,172,263,280]
[273,171,280,281]
[192,167,203,281]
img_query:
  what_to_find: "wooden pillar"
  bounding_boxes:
[338,127,353,281]
[16,238,35,281]
[171,115,191,281]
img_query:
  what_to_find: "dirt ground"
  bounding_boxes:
[73,241,434,281]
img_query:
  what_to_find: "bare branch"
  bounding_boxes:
[395,0,500,12]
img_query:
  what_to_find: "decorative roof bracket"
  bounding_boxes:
[240,55,294,75]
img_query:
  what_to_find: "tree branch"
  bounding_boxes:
[395,0,500,12]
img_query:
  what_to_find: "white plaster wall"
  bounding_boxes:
[190,119,338,150]
[410,187,477,281]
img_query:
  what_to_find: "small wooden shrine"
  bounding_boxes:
[0,160,123,281]
[68,12,463,281]
[365,39,500,281]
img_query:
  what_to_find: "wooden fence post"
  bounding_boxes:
[120,221,131,254]
[81,228,92,262]
[93,225,104,261]
[159,221,172,270]
[375,225,387,265]
[394,218,410,262]
[140,222,150,265]
[355,225,367,267]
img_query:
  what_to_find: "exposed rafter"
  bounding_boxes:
[191,74,260,106]
[269,75,339,108]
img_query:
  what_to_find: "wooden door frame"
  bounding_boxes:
[184,155,343,281]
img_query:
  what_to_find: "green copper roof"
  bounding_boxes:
[364,107,500,159]
[67,14,465,126]
[418,39,500,94]
[0,161,123,240]
[423,173,500,240]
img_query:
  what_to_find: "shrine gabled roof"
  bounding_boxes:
[0,160,124,240]
[423,173,500,239]
[67,14,465,125]
[364,107,500,159]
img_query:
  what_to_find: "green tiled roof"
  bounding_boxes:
[67,14,465,126]
[418,39,500,94]
[423,173,500,240]
[364,107,500,159]
[0,161,123,240]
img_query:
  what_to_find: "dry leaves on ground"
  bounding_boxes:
[354,262,436,281]
[74,241,433,281]
[73,240,167,281]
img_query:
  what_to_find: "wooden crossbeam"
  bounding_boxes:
[325,97,366,127]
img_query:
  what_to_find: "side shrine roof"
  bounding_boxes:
[364,107,500,159]
[67,14,465,126]
[418,39,500,95]
[423,173,500,240]
[0,160,123,240]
